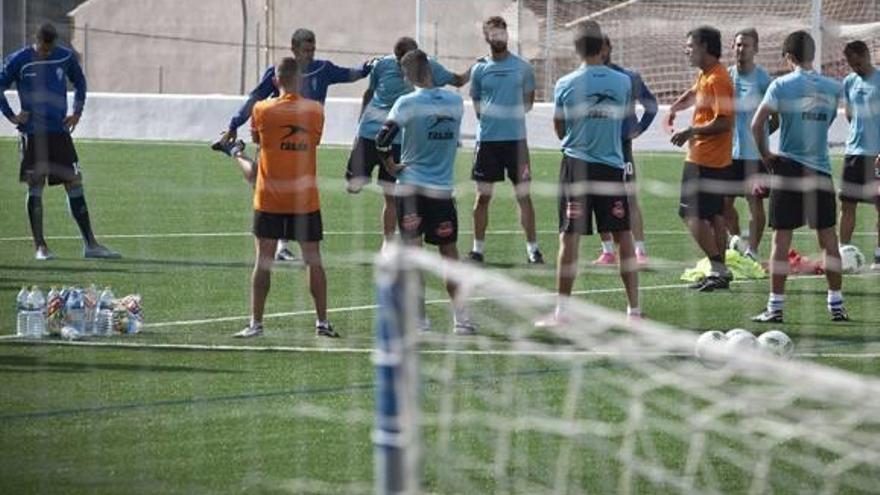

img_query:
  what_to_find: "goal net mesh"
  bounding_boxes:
[373,245,880,494]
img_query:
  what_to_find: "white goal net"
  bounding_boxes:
[374,245,880,494]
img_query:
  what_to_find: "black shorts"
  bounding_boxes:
[471,140,531,184]
[395,192,458,246]
[253,210,323,242]
[768,157,836,231]
[678,162,733,220]
[558,155,630,235]
[345,137,401,185]
[728,159,769,197]
[839,154,879,204]
[622,139,636,181]
[19,133,81,186]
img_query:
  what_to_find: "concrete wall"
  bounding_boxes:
[66,0,540,96]
[1,91,851,154]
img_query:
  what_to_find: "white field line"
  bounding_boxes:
[3,338,879,360]
[2,229,877,242]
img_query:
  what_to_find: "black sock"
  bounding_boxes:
[709,254,723,264]
[67,187,97,246]
[26,188,46,247]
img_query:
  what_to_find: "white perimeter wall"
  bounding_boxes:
[1,92,850,153]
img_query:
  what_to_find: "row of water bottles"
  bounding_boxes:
[15,285,118,338]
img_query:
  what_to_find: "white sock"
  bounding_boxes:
[627,306,641,317]
[827,290,843,309]
[453,305,470,324]
[277,239,289,252]
[472,240,485,254]
[634,241,646,255]
[250,318,262,328]
[526,242,539,255]
[555,297,569,318]
[875,246,880,258]
[768,293,784,312]
[601,241,615,254]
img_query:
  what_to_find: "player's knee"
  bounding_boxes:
[475,194,492,206]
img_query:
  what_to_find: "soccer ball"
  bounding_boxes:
[695,330,727,366]
[840,244,866,273]
[757,330,795,359]
[725,331,758,352]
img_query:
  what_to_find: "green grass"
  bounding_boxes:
[0,138,878,493]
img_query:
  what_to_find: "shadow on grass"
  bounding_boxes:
[0,354,239,374]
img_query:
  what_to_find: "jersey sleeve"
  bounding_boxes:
[326,61,360,84]
[0,53,20,121]
[633,72,658,134]
[66,52,87,116]
[761,80,780,112]
[429,59,454,87]
[553,79,566,120]
[711,74,734,117]
[469,64,483,101]
[229,67,276,131]
[522,62,536,94]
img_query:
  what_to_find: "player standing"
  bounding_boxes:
[0,23,119,260]
[216,58,336,338]
[345,37,469,250]
[214,28,371,261]
[724,28,776,261]
[838,40,880,271]
[667,26,735,292]
[536,20,639,327]
[376,49,475,334]
[750,31,848,323]
[591,34,658,267]
[468,16,544,265]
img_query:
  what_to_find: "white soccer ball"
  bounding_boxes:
[725,331,758,353]
[757,330,795,359]
[840,244,866,273]
[695,330,727,366]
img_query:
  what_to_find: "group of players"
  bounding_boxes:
[3,19,878,338]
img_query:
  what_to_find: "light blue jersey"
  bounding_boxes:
[761,68,842,173]
[729,65,772,160]
[554,64,631,168]
[469,53,535,142]
[357,55,454,143]
[388,88,463,190]
[843,69,880,156]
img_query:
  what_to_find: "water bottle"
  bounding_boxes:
[26,286,46,338]
[46,286,63,336]
[15,287,28,337]
[64,287,86,334]
[95,287,115,336]
[83,285,98,334]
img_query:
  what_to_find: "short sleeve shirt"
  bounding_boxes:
[687,62,734,168]
[469,53,535,142]
[251,94,325,214]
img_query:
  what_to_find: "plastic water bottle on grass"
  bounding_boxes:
[15,287,28,336]
[83,285,98,334]
[64,287,86,334]
[26,286,46,338]
[46,287,63,336]
[95,287,115,336]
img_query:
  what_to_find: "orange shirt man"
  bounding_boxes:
[215,57,337,339]
[667,26,735,292]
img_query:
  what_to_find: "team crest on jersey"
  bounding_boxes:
[402,213,422,231]
[612,200,625,219]
[56,67,64,81]
[565,201,583,219]
[435,221,454,238]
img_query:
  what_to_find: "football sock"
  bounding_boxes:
[472,239,484,254]
[526,242,539,255]
[827,290,843,311]
[767,293,784,312]
[66,186,97,246]
[26,186,46,247]
[626,306,641,317]
[277,239,290,252]
[601,241,615,254]
[555,297,569,318]
[634,241,646,255]
[875,247,880,258]
[249,318,262,328]
[316,319,329,327]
